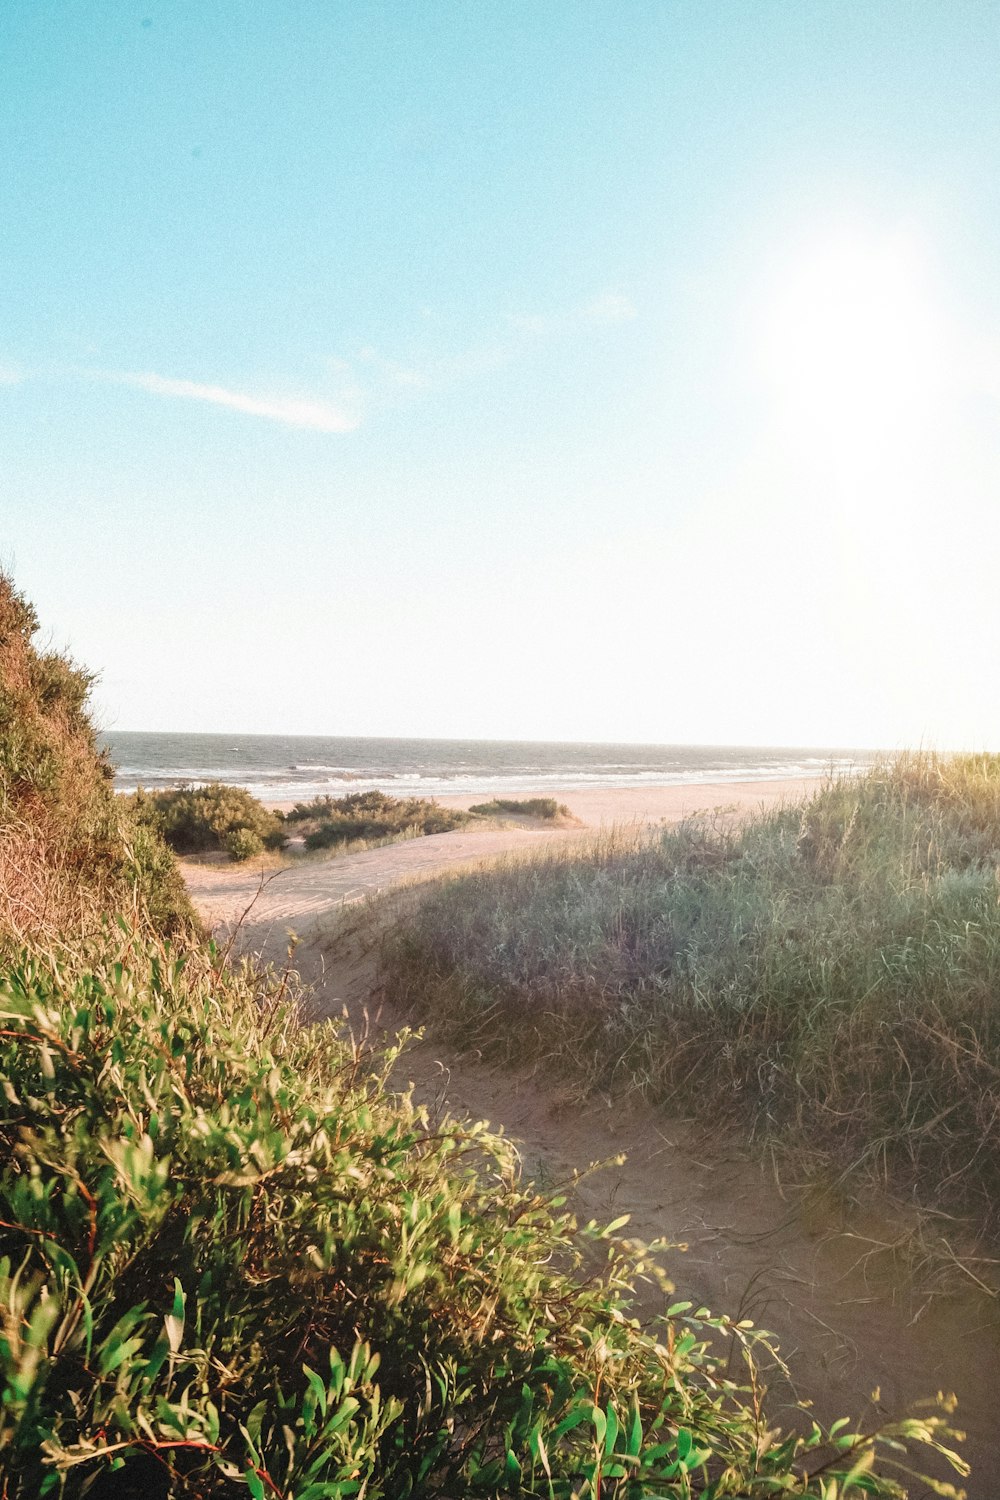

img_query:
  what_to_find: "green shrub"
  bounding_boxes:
[468,797,567,819]
[285,793,347,822]
[0,932,963,1496]
[290,791,471,851]
[224,825,264,861]
[378,753,1000,1235]
[129,783,286,858]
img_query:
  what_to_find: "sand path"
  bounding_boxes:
[183,792,998,1495]
[183,822,572,936]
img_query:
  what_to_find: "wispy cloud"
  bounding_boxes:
[5,289,634,432]
[337,289,639,408]
[355,347,429,390]
[506,290,638,338]
[118,371,360,432]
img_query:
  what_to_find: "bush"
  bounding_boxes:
[129,782,286,858]
[288,791,471,851]
[379,753,1000,1235]
[284,793,347,822]
[224,825,264,861]
[0,932,962,1496]
[468,797,568,819]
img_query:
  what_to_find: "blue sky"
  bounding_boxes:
[4,2,1000,746]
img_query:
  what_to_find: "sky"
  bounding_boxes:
[4,1,1000,748]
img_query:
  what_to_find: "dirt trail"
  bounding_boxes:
[184,828,998,1495]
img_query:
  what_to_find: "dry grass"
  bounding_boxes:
[0,575,194,946]
[377,753,1000,1243]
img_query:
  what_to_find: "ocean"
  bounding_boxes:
[102,733,876,803]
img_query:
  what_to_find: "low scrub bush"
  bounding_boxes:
[287,791,471,851]
[129,783,285,859]
[379,753,1000,1236]
[0,931,962,1496]
[223,825,264,862]
[285,793,361,823]
[468,797,569,820]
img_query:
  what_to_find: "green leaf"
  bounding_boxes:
[303,1364,327,1419]
[627,1397,643,1458]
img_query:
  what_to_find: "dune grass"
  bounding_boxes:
[377,753,1000,1240]
[286,790,473,850]
[468,797,571,820]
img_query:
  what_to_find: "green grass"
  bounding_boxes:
[468,797,571,820]
[377,753,1000,1239]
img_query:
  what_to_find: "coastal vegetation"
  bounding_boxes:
[468,797,572,820]
[377,754,1000,1241]
[129,788,573,870]
[127,788,476,866]
[0,579,967,1495]
[287,789,473,850]
[0,577,193,940]
[127,783,288,862]
[1,932,964,1498]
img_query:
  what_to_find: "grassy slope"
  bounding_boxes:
[0,577,193,942]
[378,753,1000,1238]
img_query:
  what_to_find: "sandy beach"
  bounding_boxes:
[269,774,824,826]
[433,775,823,826]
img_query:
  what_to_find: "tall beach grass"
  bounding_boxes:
[377,753,1000,1238]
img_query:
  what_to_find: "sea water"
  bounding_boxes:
[102,733,876,803]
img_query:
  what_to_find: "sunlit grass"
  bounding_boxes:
[378,752,1000,1238]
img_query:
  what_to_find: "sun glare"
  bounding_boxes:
[749,226,959,684]
[760,230,943,441]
